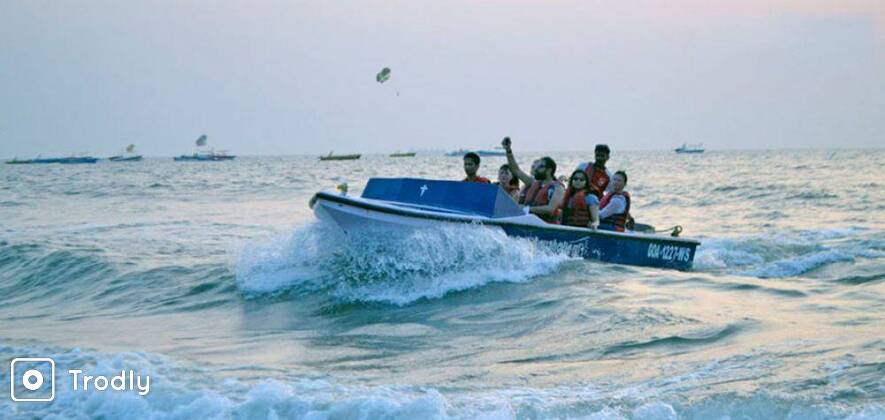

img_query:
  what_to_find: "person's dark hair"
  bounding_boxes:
[540,156,556,177]
[500,164,519,187]
[463,152,481,165]
[568,170,590,192]
[615,170,628,184]
[595,144,610,154]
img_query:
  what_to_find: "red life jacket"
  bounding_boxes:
[520,180,562,223]
[599,191,631,232]
[558,189,591,227]
[464,176,491,183]
[582,163,610,199]
[498,183,520,197]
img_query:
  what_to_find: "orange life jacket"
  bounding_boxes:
[558,189,591,227]
[464,176,491,183]
[520,180,562,223]
[582,163,610,199]
[599,191,631,232]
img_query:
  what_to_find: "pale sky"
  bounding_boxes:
[1,0,883,157]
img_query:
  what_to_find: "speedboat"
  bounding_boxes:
[310,178,700,270]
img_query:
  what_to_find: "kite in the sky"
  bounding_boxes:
[376,67,391,83]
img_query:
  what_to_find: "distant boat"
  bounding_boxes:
[174,150,235,161]
[59,156,99,164]
[675,143,705,154]
[109,155,143,162]
[389,151,416,158]
[7,156,96,164]
[5,158,34,165]
[445,147,507,157]
[109,144,143,161]
[6,156,64,164]
[175,135,235,161]
[320,152,361,161]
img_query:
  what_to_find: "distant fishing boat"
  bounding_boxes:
[109,144,143,161]
[5,156,64,164]
[320,152,361,161]
[675,143,705,154]
[109,155,143,162]
[5,158,34,165]
[445,147,507,157]
[389,151,416,158]
[174,135,235,161]
[7,155,96,164]
[174,150,235,161]
[59,156,99,164]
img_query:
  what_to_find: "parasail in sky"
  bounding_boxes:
[376,67,391,84]
[196,135,207,147]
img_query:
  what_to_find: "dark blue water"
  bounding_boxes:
[1,151,883,418]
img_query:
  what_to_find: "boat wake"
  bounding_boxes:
[694,228,884,278]
[234,221,579,305]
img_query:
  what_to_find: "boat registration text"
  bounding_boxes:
[647,243,692,262]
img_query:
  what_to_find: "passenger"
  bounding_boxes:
[598,171,631,232]
[462,152,491,183]
[495,164,520,201]
[557,170,599,229]
[576,144,613,200]
[500,137,564,223]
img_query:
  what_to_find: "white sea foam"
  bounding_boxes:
[234,221,577,305]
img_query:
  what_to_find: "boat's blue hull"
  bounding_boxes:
[500,224,695,270]
[312,178,700,271]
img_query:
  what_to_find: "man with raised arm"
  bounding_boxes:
[500,137,564,224]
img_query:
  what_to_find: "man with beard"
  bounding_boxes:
[501,137,564,224]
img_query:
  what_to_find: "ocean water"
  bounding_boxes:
[0,150,883,419]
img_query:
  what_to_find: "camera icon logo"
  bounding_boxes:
[10,358,55,402]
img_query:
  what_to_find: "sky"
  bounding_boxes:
[1,0,883,157]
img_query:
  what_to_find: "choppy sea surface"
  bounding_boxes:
[0,150,883,419]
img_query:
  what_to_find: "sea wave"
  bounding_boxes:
[0,241,236,318]
[234,221,578,305]
[694,228,884,278]
[1,343,881,419]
